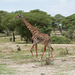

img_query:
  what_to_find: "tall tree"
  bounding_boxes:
[62,14,75,39]
[2,13,16,42]
[27,9,52,35]
[54,14,64,33]
[15,9,53,42]
[0,11,7,33]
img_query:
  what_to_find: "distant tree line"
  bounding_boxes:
[0,9,75,42]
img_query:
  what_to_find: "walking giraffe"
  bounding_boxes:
[16,14,53,60]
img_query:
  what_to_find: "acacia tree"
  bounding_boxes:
[15,18,32,43]
[14,11,32,43]
[50,17,58,35]
[62,14,75,40]
[54,14,64,34]
[8,18,16,42]
[25,9,52,35]
[0,11,7,33]
[15,9,53,42]
[2,13,16,42]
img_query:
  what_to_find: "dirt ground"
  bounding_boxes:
[0,43,75,75]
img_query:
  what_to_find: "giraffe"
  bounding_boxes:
[16,14,53,60]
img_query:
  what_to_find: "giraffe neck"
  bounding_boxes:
[21,16,39,34]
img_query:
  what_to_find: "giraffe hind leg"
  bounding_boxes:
[30,43,38,59]
[48,43,54,60]
[41,41,48,59]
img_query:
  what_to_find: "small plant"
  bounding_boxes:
[62,59,67,61]
[17,45,21,51]
[59,50,67,55]
[59,47,72,56]
[10,37,12,41]
[45,51,52,65]
[45,57,51,65]
[41,73,45,75]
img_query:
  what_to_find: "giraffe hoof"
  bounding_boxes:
[34,58,39,61]
[33,57,37,61]
[51,59,54,62]
[33,57,35,60]
[37,58,42,61]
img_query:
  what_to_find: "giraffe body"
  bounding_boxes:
[16,14,53,60]
[32,32,50,43]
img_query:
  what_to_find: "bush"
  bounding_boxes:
[59,48,72,56]
[17,45,21,51]
[51,35,71,44]
[59,49,67,55]
[10,37,12,41]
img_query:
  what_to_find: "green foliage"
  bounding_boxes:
[59,49,68,55]
[40,73,45,75]
[0,9,75,42]
[0,64,16,75]
[0,11,7,33]
[59,49,72,56]
[54,14,64,24]
[10,37,12,41]
[62,27,75,40]
[24,9,52,32]
[0,25,6,33]
[51,36,71,44]
[2,13,16,31]
[62,14,75,40]
[15,9,53,42]
[17,45,21,51]
[15,19,32,43]
[41,26,52,35]
[62,14,75,30]
[45,57,51,65]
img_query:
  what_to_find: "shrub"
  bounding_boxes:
[59,49,67,55]
[10,37,12,41]
[51,35,71,44]
[17,45,21,51]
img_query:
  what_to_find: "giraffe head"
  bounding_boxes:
[15,14,23,19]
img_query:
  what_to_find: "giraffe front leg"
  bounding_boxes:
[35,44,38,58]
[30,44,35,59]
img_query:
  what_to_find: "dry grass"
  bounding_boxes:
[0,35,75,75]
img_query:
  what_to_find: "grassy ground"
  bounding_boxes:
[0,63,16,75]
[0,35,75,75]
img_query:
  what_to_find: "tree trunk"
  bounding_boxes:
[59,26,62,34]
[13,32,15,42]
[21,37,23,41]
[6,30,9,36]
